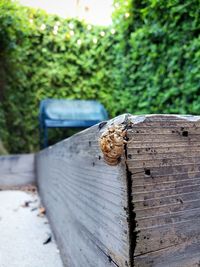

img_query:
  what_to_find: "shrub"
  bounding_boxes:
[0,1,116,152]
[112,0,200,114]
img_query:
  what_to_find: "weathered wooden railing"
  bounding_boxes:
[36,114,200,267]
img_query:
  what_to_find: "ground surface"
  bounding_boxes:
[0,190,64,267]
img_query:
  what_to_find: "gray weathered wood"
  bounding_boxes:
[36,115,130,267]
[127,115,200,266]
[36,114,200,267]
[0,154,35,188]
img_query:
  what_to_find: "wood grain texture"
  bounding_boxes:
[0,154,35,188]
[36,114,200,267]
[36,115,130,267]
[126,115,200,267]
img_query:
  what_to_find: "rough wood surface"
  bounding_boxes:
[36,115,130,267]
[0,154,35,188]
[126,115,200,266]
[36,114,200,267]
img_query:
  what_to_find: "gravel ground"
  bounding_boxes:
[0,190,64,267]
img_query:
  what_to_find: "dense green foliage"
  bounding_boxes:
[0,1,116,152]
[112,0,200,115]
[0,0,200,153]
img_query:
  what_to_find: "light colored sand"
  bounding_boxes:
[0,190,64,267]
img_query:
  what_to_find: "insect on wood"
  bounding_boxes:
[99,124,127,166]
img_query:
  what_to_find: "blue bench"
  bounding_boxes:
[39,99,108,148]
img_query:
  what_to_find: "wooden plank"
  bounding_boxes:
[36,115,130,267]
[126,114,200,266]
[0,154,35,188]
[134,242,200,267]
[36,114,200,267]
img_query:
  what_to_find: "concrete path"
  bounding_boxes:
[0,190,64,267]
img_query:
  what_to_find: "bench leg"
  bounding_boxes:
[43,127,48,148]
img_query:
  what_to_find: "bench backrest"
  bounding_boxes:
[39,99,108,147]
[39,99,108,125]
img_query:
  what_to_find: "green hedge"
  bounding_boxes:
[0,1,117,152]
[112,0,200,115]
[0,0,200,153]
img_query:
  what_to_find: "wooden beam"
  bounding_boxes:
[36,115,130,267]
[126,115,200,266]
[36,114,200,267]
[0,154,35,188]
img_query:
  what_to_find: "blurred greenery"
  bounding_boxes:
[0,0,116,152]
[0,140,7,155]
[112,0,200,115]
[0,0,200,153]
